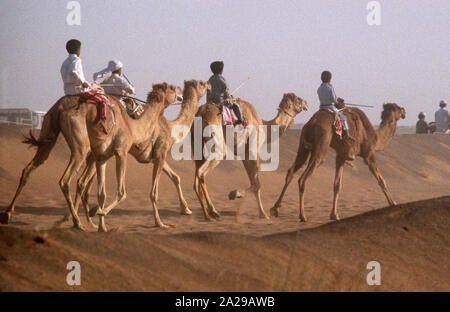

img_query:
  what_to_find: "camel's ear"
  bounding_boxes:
[162,82,168,90]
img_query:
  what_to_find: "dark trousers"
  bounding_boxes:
[231,104,243,122]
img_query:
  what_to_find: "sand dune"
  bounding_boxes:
[0,125,449,291]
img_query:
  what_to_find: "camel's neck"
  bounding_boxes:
[375,115,397,150]
[132,99,165,141]
[169,87,199,129]
[263,109,295,136]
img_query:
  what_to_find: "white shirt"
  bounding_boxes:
[60,54,87,95]
[435,108,449,133]
[102,73,135,95]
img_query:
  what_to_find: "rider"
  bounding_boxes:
[207,61,244,125]
[416,112,430,134]
[93,60,135,95]
[317,70,355,141]
[60,39,89,95]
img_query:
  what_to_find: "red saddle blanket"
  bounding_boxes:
[80,90,109,120]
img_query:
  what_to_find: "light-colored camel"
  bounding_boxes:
[192,93,308,221]
[1,95,98,226]
[0,87,183,228]
[270,103,406,221]
[85,80,210,231]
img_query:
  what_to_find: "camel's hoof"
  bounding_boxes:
[72,224,86,232]
[228,190,242,200]
[299,215,308,222]
[156,223,170,229]
[330,213,340,221]
[270,207,279,217]
[181,207,192,215]
[204,216,216,222]
[209,210,221,219]
[390,201,397,206]
[86,218,98,229]
[88,206,100,218]
[98,226,108,233]
[0,212,11,224]
[260,214,270,220]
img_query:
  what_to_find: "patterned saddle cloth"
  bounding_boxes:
[79,87,110,120]
[222,105,239,126]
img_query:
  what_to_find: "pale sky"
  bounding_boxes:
[1,0,449,125]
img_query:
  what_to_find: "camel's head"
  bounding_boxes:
[381,103,406,121]
[279,93,308,117]
[183,80,211,99]
[148,82,182,107]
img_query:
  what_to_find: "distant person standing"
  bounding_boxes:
[434,100,449,133]
[60,39,89,95]
[415,112,430,134]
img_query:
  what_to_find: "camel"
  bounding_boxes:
[192,93,308,221]
[0,84,182,228]
[270,103,406,221]
[85,80,211,231]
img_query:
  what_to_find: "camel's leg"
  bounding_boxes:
[330,156,346,221]
[198,159,222,219]
[193,160,214,221]
[95,160,108,232]
[150,159,169,228]
[73,154,97,228]
[242,159,269,219]
[270,144,311,217]
[1,139,57,224]
[365,154,396,206]
[162,162,191,215]
[194,170,212,221]
[102,153,127,216]
[59,152,87,230]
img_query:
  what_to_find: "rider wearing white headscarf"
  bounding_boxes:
[93,60,135,95]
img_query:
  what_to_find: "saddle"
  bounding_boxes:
[79,89,111,120]
[218,101,248,127]
[119,97,144,119]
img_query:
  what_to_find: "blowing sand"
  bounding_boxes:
[0,126,449,291]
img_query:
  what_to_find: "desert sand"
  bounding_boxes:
[0,125,449,291]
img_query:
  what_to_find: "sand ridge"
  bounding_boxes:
[0,126,449,291]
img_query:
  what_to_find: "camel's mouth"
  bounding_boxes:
[177,95,183,102]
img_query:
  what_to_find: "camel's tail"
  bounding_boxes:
[22,130,41,147]
[22,103,61,165]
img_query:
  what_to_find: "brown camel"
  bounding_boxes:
[84,80,210,231]
[270,103,406,221]
[1,86,187,228]
[192,93,308,221]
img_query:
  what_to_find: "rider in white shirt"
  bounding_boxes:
[93,60,135,95]
[434,100,449,133]
[60,39,89,95]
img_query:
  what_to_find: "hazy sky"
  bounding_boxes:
[1,0,449,125]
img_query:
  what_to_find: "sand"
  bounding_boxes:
[0,125,449,291]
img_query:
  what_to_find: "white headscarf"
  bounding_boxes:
[93,60,123,83]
